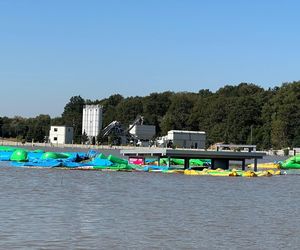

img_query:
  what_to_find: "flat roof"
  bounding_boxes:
[50,125,73,128]
[121,148,265,160]
[83,104,102,108]
[215,143,256,148]
[169,130,206,134]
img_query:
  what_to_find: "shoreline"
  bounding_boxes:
[0,141,124,158]
[0,141,290,164]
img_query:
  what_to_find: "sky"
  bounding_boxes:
[0,0,299,117]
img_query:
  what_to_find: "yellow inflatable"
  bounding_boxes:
[184,169,209,176]
[255,170,281,176]
[242,171,257,177]
[184,169,279,177]
[163,169,185,174]
[248,162,280,169]
[184,169,239,177]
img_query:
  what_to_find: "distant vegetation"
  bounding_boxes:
[0,82,299,150]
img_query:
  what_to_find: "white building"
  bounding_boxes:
[157,130,206,149]
[82,105,103,139]
[49,126,74,144]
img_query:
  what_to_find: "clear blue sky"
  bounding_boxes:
[0,0,299,117]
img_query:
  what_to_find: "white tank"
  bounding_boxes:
[82,105,103,137]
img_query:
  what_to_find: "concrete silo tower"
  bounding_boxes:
[82,105,103,142]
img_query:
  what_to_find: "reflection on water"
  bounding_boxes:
[0,162,299,249]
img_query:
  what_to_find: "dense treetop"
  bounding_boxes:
[0,82,299,149]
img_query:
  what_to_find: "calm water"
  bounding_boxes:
[0,162,299,249]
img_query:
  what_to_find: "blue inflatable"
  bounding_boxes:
[0,151,13,161]
[11,160,62,168]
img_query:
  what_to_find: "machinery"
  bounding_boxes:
[99,115,145,145]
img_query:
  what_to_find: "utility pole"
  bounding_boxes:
[250,125,253,145]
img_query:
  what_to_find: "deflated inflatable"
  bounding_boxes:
[11,160,62,168]
[184,168,280,177]
[107,155,128,165]
[248,162,280,169]
[41,152,70,160]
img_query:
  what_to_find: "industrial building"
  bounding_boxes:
[157,130,206,149]
[129,124,156,146]
[49,126,74,144]
[82,105,103,140]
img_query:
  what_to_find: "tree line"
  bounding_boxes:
[0,82,299,150]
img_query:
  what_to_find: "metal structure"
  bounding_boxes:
[99,115,146,145]
[101,121,123,138]
[127,115,144,133]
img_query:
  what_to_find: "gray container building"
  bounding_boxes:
[129,124,156,140]
[167,130,206,149]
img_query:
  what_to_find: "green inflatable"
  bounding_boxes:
[0,146,18,152]
[171,159,185,165]
[97,153,107,159]
[33,149,44,153]
[107,155,128,165]
[10,149,28,162]
[160,158,210,166]
[92,163,133,171]
[159,158,168,165]
[281,155,300,169]
[41,152,70,160]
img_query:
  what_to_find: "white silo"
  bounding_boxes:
[82,105,103,138]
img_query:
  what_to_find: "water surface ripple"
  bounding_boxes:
[0,163,299,249]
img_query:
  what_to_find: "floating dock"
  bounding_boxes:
[121,148,266,171]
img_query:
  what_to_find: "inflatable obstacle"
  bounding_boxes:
[281,155,300,169]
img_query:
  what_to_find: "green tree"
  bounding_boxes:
[62,95,85,143]
[266,82,300,148]
[2,81,300,149]
[51,117,65,126]
[142,92,173,135]
[81,131,89,144]
[100,94,124,127]
[160,93,197,134]
[115,97,144,126]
